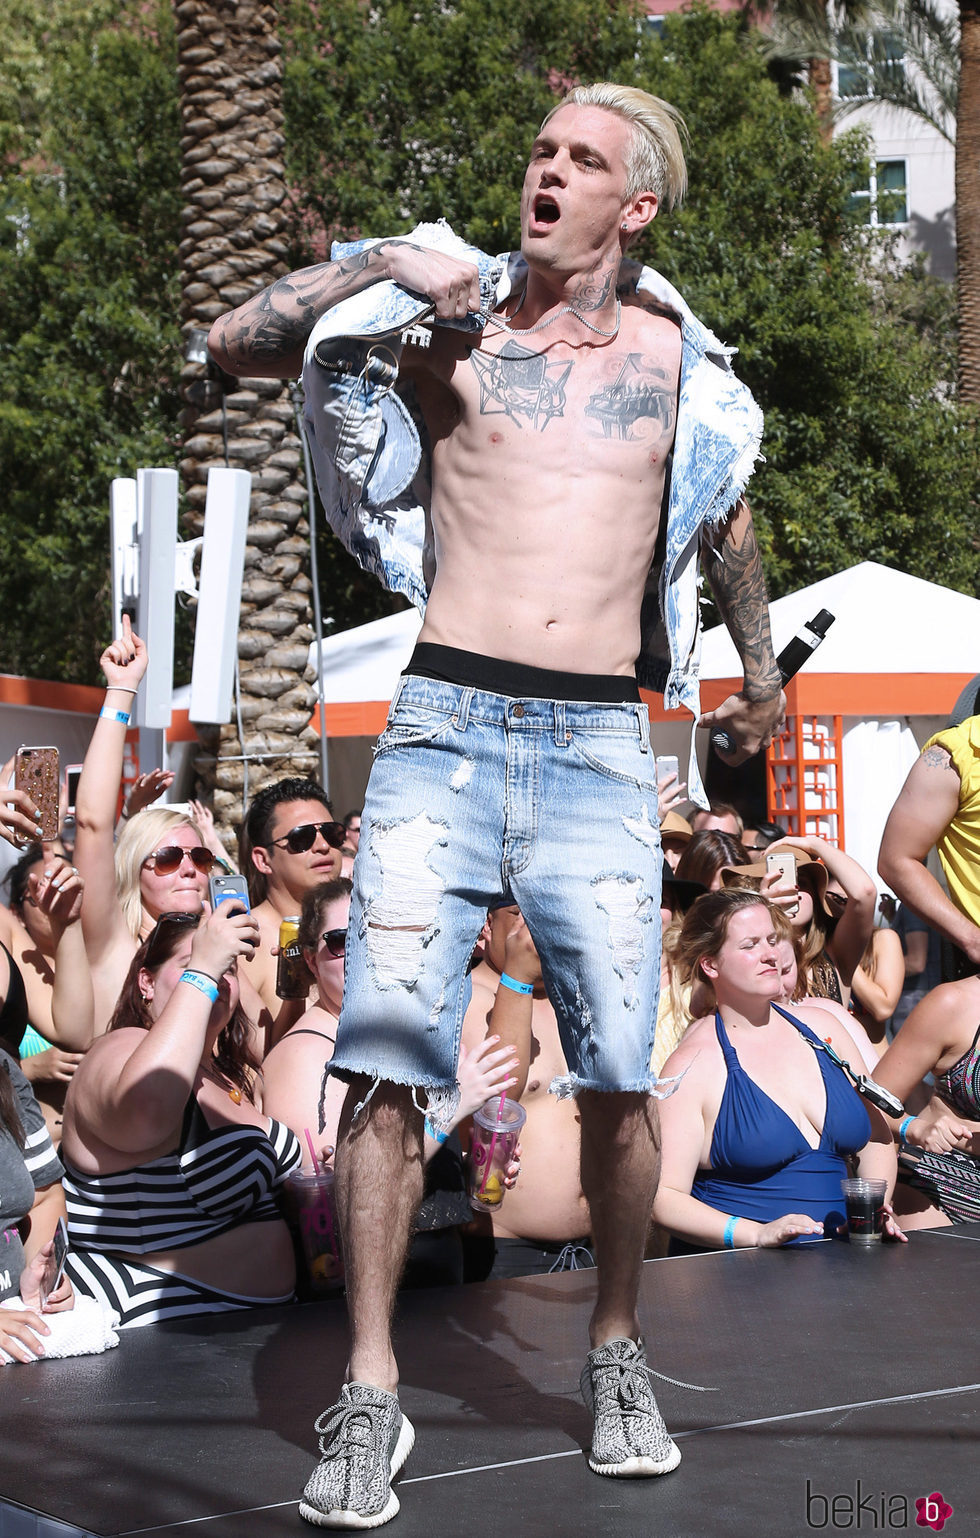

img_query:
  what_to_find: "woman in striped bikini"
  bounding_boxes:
[59,903,301,1325]
[875,973,980,1227]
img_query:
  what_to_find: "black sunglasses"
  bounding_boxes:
[319,927,348,959]
[142,845,215,876]
[144,910,201,967]
[268,821,346,855]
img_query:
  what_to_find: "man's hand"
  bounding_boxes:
[699,688,785,765]
[383,242,482,322]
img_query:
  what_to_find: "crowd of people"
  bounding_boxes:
[2,619,976,1367]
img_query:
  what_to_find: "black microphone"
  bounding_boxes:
[709,609,836,758]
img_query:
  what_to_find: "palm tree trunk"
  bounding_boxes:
[958,0,980,401]
[174,0,318,839]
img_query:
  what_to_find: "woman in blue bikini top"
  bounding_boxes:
[654,890,905,1252]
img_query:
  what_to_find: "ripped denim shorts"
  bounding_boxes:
[331,674,664,1099]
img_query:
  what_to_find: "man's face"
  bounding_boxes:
[256,798,343,902]
[520,105,647,275]
[691,810,742,839]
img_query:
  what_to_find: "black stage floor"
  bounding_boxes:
[3,1225,978,1538]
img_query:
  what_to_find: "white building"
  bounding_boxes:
[643,0,957,279]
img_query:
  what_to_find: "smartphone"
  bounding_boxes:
[655,754,679,787]
[766,850,799,916]
[40,1216,69,1307]
[209,872,250,913]
[15,746,60,840]
[65,763,83,819]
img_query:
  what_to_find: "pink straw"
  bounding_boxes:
[303,1128,340,1264]
[478,1091,509,1197]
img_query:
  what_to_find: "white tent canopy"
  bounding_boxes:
[310,609,422,704]
[699,561,980,678]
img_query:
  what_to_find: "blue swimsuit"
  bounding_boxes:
[691,1006,871,1242]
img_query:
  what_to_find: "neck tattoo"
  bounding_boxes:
[495,286,622,341]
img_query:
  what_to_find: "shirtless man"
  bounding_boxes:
[210,82,782,1528]
[238,778,344,1044]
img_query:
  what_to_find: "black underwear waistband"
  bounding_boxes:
[405,643,640,704]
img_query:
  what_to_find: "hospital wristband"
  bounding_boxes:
[179,969,220,1004]
[499,973,534,995]
[100,707,130,725]
[898,1116,916,1148]
[723,1215,739,1250]
[424,1118,449,1145]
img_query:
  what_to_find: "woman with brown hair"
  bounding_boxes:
[653,890,903,1251]
[60,903,301,1324]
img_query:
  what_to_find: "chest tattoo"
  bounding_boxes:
[470,342,571,430]
[584,355,676,441]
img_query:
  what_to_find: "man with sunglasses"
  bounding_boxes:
[238,779,345,1040]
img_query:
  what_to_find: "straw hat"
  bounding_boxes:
[661,810,693,843]
[720,841,835,918]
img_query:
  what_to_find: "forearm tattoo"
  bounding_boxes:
[218,247,378,365]
[702,502,780,700]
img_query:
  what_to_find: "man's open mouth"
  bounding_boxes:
[533,195,560,224]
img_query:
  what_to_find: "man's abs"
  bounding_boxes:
[414,307,680,674]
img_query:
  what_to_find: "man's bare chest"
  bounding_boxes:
[454,334,679,449]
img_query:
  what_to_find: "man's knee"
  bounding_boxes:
[579,1089,660,1148]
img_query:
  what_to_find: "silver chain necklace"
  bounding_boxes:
[494,286,622,341]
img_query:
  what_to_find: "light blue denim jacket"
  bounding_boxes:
[302,220,763,806]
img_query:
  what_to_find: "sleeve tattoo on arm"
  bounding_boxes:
[228,248,377,364]
[702,501,780,701]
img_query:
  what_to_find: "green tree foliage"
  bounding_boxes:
[284,0,978,608]
[0,1,975,684]
[0,1,182,680]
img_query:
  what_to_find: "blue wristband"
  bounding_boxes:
[499,973,533,995]
[424,1118,449,1145]
[723,1215,739,1250]
[898,1115,916,1148]
[100,707,130,725]
[180,969,219,1004]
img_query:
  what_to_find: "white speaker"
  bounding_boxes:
[109,477,138,634]
[189,468,251,724]
[134,468,178,730]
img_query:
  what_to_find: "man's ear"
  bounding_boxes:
[622,190,658,239]
[251,844,273,878]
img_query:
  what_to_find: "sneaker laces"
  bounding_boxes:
[580,1343,718,1411]
[314,1397,390,1463]
[548,1242,596,1273]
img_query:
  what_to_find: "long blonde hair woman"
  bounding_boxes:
[75,620,214,1029]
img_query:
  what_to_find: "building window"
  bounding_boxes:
[836,30,906,100]
[848,159,909,226]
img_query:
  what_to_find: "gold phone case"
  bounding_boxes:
[15,746,60,840]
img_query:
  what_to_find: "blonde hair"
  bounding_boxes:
[115,808,204,938]
[544,82,688,211]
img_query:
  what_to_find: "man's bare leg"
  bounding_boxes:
[577,1089,678,1477]
[334,1075,425,1390]
[578,1088,660,1345]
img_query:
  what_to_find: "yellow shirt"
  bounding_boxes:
[925,715,980,927]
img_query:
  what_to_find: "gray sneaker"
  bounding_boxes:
[583,1337,682,1477]
[299,1382,416,1529]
